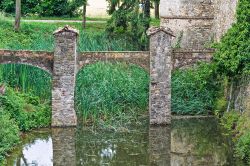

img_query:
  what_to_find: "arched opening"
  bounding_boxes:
[0,63,52,131]
[75,61,149,127]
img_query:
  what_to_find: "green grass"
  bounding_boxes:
[0,18,146,51]
[150,18,160,26]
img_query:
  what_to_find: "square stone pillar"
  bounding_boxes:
[52,26,79,127]
[147,26,175,125]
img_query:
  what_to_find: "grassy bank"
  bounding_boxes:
[0,16,149,51]
[0,86,51,164]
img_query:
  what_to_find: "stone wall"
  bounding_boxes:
[160,0,238,49]
[160,0,214,49]
[0,25,214,126]
[231,77,250,112]
[213,0,238,41]
[173,49,213,69]
[77,51,150,72]
[0,50,53,73]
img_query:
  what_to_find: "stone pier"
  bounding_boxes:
[52,26,78,127]
[147,27,175,125]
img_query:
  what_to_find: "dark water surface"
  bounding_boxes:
[6,118,240,166]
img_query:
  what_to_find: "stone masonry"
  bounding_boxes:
[160,0,238,49]
[147,26,175,125]
[0,25,212,127]
[52,26,78,127]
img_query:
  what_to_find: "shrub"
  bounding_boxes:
[0,87,51,131]
[213,0,250,77]
[0,110,20,162]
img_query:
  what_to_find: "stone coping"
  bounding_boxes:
[172,115,215,120]
[173,48,215,53]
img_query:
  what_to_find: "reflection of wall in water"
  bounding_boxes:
[52,128,76,166]
[149,126,171,166]
[170,119,235,166]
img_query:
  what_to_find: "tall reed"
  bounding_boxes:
[75,62,149,125]
[0,64,52,101]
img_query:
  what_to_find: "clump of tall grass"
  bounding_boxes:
[171,63,221,115]
[75,62,149,126]
[0,64,52,101]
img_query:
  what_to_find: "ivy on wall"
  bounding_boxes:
[213,0,250,78]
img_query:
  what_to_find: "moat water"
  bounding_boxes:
[6,118,241,166]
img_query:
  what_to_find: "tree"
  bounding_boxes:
[106,0,150,50]
[144,0,150,29]
[14,0,21,31]
[82,2,87,29]
[153,0,160,19]
[106,0,120,14]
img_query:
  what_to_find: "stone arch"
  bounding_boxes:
[0,50,54,74]
[77,52,150,73]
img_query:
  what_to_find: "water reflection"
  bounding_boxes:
[171,118,235,166]
[6,118,238,166]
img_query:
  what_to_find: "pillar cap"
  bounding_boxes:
[53,25,79,35]
[147,26,175,37]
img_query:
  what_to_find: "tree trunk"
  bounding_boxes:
[154,1,160,19]
[82,3,87,29]
[144,0,150,29]
[14,0,21,31]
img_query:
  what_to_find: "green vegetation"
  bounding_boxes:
[0,88,51,131]
[75,62,149,127]
[219,111,250,164]
[0,64,51,100]
[0,64,51,163]
[0,0,84,17]
[106,0,150,51]
[0,17,144,51]
[172,63,221,115]
[213,0,250,77]
[0,110,20,164]
[236,132,250,164]
[213,0,250,164]
[0,86,51,163]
